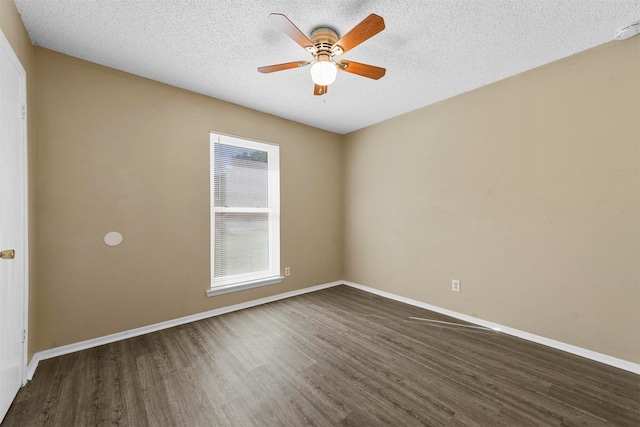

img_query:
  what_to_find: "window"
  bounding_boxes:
[208,132,282,297]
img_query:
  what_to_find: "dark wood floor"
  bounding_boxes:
[3,285,639,426]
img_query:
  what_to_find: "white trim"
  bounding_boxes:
[31,281,342,364]
[0,27,30,387]
[25,356,38,382]
[20,84,29,387]
[342,281,640,375]
[207,275,284,297]
[0,25,26,75]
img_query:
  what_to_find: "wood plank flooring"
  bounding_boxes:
[3,285,639,426]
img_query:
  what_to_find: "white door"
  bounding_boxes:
[0,29,27,423]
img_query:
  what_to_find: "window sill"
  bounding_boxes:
[207,275,284,297]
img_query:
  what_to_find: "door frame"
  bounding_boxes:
[0,27,29,386]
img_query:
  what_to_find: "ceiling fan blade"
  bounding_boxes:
[332,14,385,55]
[337,60,386,80]
[314,84,328,96]
[269,13,317,53]
[258,61,310,74]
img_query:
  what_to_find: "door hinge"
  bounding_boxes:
[21,104,26,119]
[22,329,26,343]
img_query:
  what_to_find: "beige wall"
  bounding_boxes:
[34,48,343,350]
[344,38,640,363]
[0,0,37,361]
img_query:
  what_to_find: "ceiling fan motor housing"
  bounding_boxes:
[310,27,342,58]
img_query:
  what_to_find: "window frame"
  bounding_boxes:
[208,132,282,297]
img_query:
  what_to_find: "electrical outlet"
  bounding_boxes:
[452,279,461,292]
[284,267,291,277]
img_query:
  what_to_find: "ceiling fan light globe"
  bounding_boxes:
[310,61,337,86]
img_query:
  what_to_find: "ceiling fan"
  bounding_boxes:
[258,13,386,96]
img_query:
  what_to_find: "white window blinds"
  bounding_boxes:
[210,133,280,291]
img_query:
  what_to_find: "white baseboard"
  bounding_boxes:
[342,281,640,375]
[26,280,342,380]
[25,356,39,382]
[25,279,638,381]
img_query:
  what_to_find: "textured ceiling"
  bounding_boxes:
[13,0,640,134]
